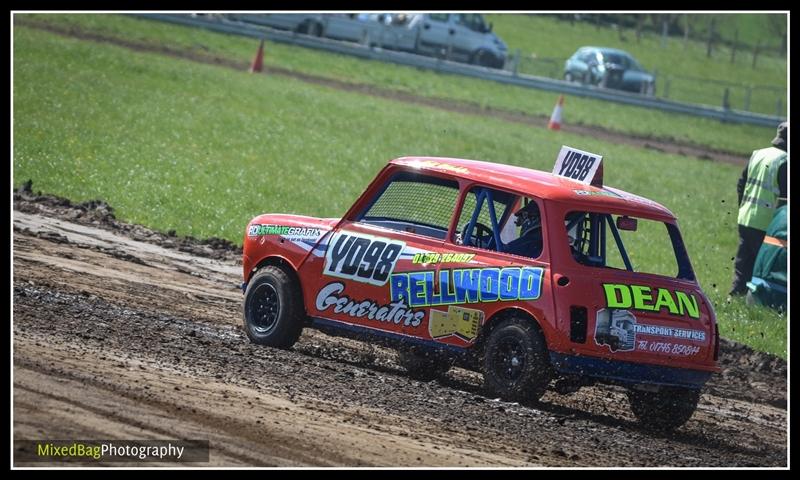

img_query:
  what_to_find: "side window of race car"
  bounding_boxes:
[453,186,524,254]
[565,211,694,280]
[357,172,460,240]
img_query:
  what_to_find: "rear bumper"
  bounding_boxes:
[549,351,713,389]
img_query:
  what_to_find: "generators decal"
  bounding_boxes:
[324,231,405,286]
[602,283,700,319]
[429,305,484,342]
[390,266,544,308]
[248,224,322,238]
[411,252,476,265]
[315,282,424,327]
[594,308,706,355]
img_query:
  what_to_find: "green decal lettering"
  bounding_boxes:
[631,285,654,311]
[676,291,700,319]
[653,288,679,315]
[603,284,632,308]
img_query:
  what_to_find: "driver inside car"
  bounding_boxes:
[504,201,543,258]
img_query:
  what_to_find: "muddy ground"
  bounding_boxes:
[12,188,787,467]
[17,18,749,166]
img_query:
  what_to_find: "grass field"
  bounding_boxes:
[18,13,781,157]
[488,14,787,115]
[13,25,786,357]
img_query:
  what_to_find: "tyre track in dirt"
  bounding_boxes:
[15,18,748,166]
[12,192,787,467]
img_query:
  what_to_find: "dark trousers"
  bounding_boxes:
[731,224,766,295]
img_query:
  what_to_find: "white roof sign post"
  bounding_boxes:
[552,145,604,187]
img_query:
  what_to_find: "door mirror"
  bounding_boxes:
[487,22,493,33]
[616,216,638,231]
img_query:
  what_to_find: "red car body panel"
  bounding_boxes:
[242,157,720,388]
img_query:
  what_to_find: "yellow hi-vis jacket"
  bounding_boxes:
[738,146,787,231]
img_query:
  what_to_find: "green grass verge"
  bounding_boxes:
[488,14,787,116]
[13,25,786,357]
[16,13,780,156]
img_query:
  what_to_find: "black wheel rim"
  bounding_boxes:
[491,336,527,382]
[249,283,280,334]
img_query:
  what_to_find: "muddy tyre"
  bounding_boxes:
[398,348,448,381]
[627,387,700,431]
[243,266,304,348]
[483,317,551,402]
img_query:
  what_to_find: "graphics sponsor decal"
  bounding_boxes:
[411,252,476,265]
[429,305,484,342]
[411,160,470,174]
[602,283,700,319]
[595,308,706,355]
[248,224,322,238]
[324,231,405,286]
[315,282,424,327]
[390,267,544,308]
[573,189,621,198]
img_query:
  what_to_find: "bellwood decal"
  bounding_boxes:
[324,231,405,286]
[602,284,700,319]
[391,267,544,308]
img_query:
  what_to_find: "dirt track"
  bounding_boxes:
[16,18,749,166]
[12,189,787,467]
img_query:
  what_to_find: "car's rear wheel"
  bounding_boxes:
[243,266,304,348]
[482,317,551,402]
[627,386,700,431]
[564,72,575,82]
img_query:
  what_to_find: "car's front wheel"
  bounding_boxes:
[627,386,700,431]
[243,266,304,348]
[483,317,551,402]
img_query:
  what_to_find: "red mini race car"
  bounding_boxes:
[241,147,720,430]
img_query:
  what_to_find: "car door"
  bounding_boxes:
[415,185,556,349]
[298,170,458,339]
[548,208,716,369]
[416,13,453,58]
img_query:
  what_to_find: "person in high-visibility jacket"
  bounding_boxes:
[730,122,787,296]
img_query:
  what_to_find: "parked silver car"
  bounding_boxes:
[564,46,655,95]
[229,13,508,69]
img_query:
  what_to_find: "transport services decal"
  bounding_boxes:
[390,266,544,307]
[594,308,705,356]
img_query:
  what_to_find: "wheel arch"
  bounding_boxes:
[247,256,306,315]
[475,306,549,356]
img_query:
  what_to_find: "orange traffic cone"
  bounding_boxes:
[548,95,564,130]
[249,39,265,73]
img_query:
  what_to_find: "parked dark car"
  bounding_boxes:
[564,47,655,95]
